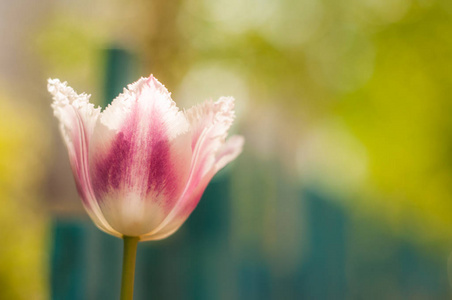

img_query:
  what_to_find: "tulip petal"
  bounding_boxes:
[49,76,243,241]
[140,97,243,240]
[214,135,245,171]
[185,96,236,178]
[48,79,121,237]
[88,76,192,236]
[139,169,214,241]
[140,135,244,241]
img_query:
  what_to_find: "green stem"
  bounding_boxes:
[120,236,139,300]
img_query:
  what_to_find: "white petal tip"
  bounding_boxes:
[217,96,235,105]
[126,74,171,97]
[47,78,64,97]
[47,78,91,107]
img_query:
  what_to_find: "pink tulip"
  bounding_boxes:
[48,75,244,241]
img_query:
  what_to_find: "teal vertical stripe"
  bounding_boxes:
[103,48,137,107]
[50,219,87,300]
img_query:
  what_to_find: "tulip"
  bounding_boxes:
[48,75,243,299]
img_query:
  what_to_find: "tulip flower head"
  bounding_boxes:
[48,75,243,241]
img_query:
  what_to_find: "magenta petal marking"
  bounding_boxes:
[68,110,92,207]
[93,131,131,194]
[92,103,180,207]
[146,138,175,197]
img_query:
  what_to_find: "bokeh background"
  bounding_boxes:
[1,0,452,299]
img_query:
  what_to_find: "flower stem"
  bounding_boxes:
[120,236,139,300]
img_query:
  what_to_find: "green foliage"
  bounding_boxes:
[340,2,452,246]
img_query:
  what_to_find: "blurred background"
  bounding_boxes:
[1,0,452,299]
